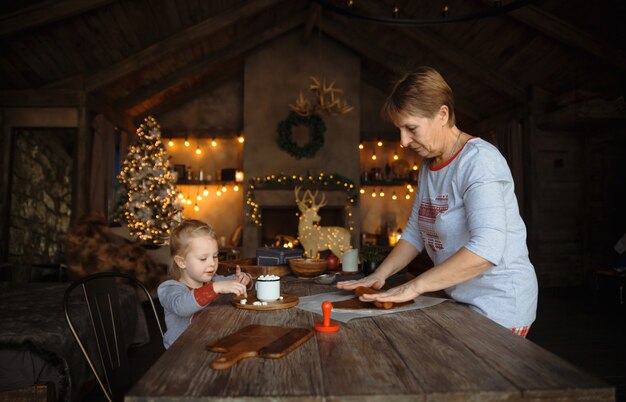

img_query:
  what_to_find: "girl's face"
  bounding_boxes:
[393,107,448,160]
[175,236,219,288]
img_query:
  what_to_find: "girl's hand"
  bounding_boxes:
[359,280,420,303]
[336,274,385,291]
[213,280,247,297]
[235,265,252,289]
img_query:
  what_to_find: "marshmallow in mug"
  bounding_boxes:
[255,274,281,301]
[257,274,280,281]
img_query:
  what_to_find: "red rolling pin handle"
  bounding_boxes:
[314,301,340,333]
[322,301,332,326]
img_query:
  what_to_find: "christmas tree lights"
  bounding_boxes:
[118,116,182,245]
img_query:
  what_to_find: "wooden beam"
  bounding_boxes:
[359,0,526,103]
[536,97,626,129]
[319,18,483,121]
[0,89,81,107]
[86,94,135,134]
[301,3,321,43]
[116,16,302,111]
[72,95,90,221]
[0,0,114,38]
[480,1,626,71]
[47,0,286,92]
[133,68,242,125]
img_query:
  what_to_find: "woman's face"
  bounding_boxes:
[393,107,447,159]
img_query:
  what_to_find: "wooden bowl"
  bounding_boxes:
[288,258,328,277]
[218,258,291,279]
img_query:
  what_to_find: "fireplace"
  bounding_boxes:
[260,206,345,247]
[242,188,359,257]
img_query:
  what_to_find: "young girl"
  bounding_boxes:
[158,219,252,349]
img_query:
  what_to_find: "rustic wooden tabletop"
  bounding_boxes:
[126,280,614,401]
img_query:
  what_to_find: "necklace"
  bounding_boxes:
[444,131,463,161]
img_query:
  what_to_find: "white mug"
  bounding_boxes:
[342,248,359,272]
[255,276,280,301]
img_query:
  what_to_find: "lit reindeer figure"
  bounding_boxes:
[295,186,352,261]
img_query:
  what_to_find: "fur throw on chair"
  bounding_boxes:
[65,213,164,291]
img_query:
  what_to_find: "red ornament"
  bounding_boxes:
[326,254,340,271]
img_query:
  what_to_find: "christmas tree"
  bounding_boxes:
[118,116,182,245]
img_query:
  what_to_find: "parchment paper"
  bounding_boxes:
[296,290,449,323]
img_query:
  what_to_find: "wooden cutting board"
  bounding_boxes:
[332,286,414,310]
[207,325,313,370]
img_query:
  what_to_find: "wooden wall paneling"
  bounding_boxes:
[87,10,125,62]
[357,0,525,103]
[0,109,8,261]
[116,14,301,111]
[72,17,112,70]
[0,56,31,89]
[49,24,89,74]
[110,2,144,50]
[33,32,75,80]
[69,0,286,92]
[319,17,483,121]
[584,129,626,273]
[144,0,168,39]
[5,37,50,87]
[0,0,115,38]
[160,0,183,34]
[506,3,626,71]
[526,86,587,286]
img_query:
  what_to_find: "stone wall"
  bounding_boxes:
[242,31,361,256]
[8,129,73,279]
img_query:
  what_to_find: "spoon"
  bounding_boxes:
[313,273,338,285]
[291,272,337,284]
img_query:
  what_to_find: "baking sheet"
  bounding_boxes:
[296,290,449,323]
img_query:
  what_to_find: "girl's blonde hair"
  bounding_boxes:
[381,66,456,127]
[168,219,216,279]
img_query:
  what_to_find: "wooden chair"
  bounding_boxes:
[63,272,163,402]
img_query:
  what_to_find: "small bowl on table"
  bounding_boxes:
[288,258,328,278]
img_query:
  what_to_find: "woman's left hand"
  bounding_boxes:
[359,280,421,303]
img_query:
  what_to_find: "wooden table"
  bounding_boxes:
[126,280,614,401]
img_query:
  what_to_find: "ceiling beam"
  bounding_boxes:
[0,0,114,38]
[301,3,321,43]
[482,1,626,71]
[319,18,483,121]
[46,0,286,92]
[358,0,525,103]
[86,94,135,134]
[0,89,81,107]
[536,97,626,130]
[116,16,302,111]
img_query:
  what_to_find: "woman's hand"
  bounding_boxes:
[234,265,252,289]
[213,280,247,297]
[336,274,385,291]
[359,280,420,303]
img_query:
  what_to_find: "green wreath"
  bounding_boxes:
[276,111,326,159]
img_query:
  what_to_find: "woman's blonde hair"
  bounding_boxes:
[381,66,456,127]
[168,219,216,279]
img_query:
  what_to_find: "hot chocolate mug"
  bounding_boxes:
[255,276,280,301]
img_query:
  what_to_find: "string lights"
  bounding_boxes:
[245,172,358,227]
[117,116,182,245]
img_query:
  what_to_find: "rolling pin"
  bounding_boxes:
[354,286,394,309]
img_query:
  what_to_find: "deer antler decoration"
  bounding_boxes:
[289,76,354,117]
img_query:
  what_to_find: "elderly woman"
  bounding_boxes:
[338,67,537,336]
